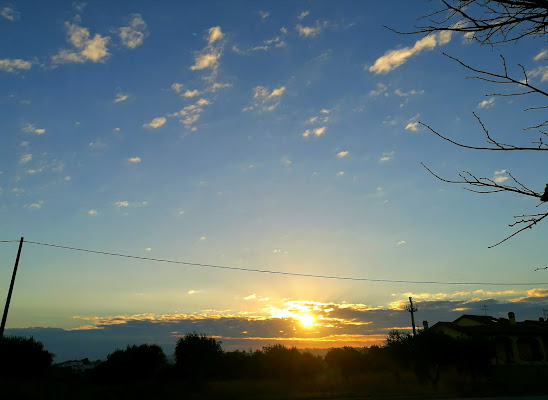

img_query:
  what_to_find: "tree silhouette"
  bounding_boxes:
[397,0,548,247]
[93,343,168,382]
[0,336,54,378]
[174,332,223,380]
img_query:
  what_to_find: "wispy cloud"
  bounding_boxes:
[379,151,394,162]
[259,11,270,19]
[1,7,20,21]
[493,169,508,183]
[52,22,110,64]
[143,117,166,129]
[369,83,387,97]
[394,88,424,96]
[182,89,200,98]
[477,97,495,109]
[244,86,286,112]
[0,58,32,73]
[88,209,98,216]
[302,126,326,138]
[405,122,419,131]
[119,14,148,49]
[369,32,451,74]
[297,11,310,20]
[19,154,32,164]
[337,151,349,158]
[533,50,547,61]
[114,93,129,103]
[528,66,548,81]
[22,123,45,134]
[190,27,225,81]
[171,83,183,94]
[296,21,326,38]
[170,98,211,130]
[115,201,129,207]
[128,157,141,163]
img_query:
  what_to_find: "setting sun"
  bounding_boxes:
[297,314,315,328]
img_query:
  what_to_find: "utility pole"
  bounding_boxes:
[0,237,24,338]
[482,304,490,316]
[405,296,418,336]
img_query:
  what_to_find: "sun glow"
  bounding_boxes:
[297,314,315,328]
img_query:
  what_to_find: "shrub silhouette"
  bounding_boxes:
[93,343,167,382]
[0,336,53,378]
[175,333,223,380]
[325,346,365,377]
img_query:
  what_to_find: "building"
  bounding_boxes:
[429,312,548,365]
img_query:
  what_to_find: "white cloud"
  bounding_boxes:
[52,22,110,64]
[280,26,288,34]
[115,201,129,207]
[477,97,495,109]
[297,11,310,20]
[22,123,45,134]
[170,98,212,129]
[405,122,419,131]
[397,240,406,246]
[296,22,324,37]
[281,156,292,166]
[26,201,43,209]
[171,83,183,93]
[369,32,451,74]
[528,66,548,81]
[119,14,148,49]
[114,93,129,103]
[534,50,547,61]
[379,151,394,162]
[145,248,151,251]
[1,7,20,21]
[259,11,270,19]
[245,85,286,112]
[369,83,387,96]
[88,209,98,216]
[208,26,224,44]
[494,176,508,183]
[303,127,327,137]
[320,109,330,114]
[209,82,231,91]
[19,154,32,164]
[128,157,141,163]
[200,236,207,241]
[188,289,200,295]
[182,89,200,98]
[337,151,349,158]
[337,171,344,176]
[64,176,71,181]
[394,89,424,96]
[0,58,31,73]
[244,294,257,300]
[190,52,220,71]
[143,117,166,129]
[493,169,508,183]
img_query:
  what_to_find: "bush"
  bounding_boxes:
[0,336,53,378]
[93,343,168,382]
[175,333,223,380]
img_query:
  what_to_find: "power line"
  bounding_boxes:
[5,239,544,286]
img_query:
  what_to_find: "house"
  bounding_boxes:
[429,312,548,365]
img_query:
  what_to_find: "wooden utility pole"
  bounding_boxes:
[405,296,418,336]
[0,237,24,338]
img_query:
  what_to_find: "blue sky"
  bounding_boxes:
[1,1,547,360]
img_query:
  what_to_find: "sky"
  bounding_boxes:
[1,1,548,361]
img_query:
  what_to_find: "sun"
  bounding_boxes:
[297,314,315,328]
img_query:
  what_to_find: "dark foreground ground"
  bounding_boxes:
[2,366,548,400]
